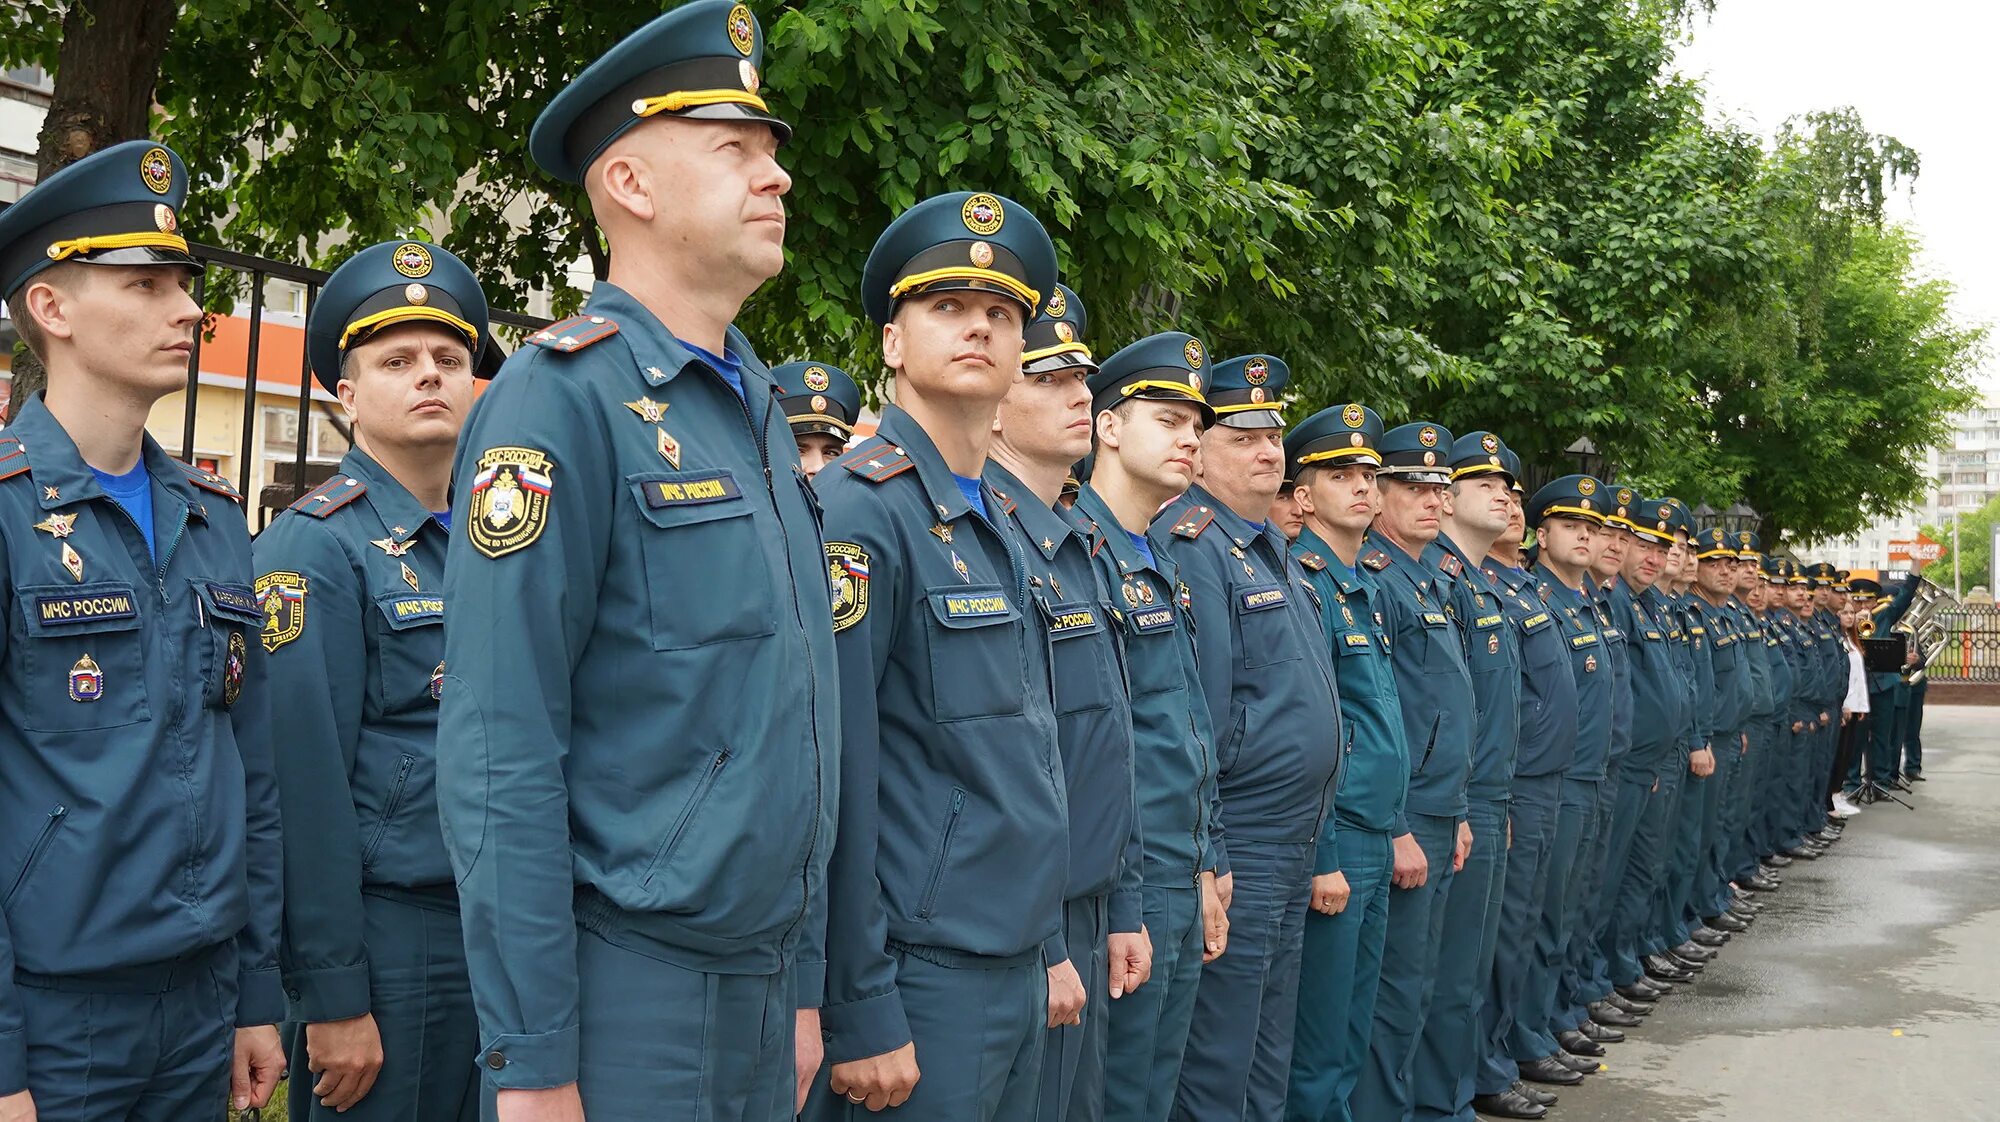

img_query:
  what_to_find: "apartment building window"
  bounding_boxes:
[262,404,349,474]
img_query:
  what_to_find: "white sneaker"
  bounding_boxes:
[1831,793,1863,819]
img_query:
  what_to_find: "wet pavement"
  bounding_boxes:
[1536,706,2000,1121]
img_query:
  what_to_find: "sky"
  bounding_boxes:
[1673,0,2000,399]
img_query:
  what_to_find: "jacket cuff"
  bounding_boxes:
[283,960,373,1024]
[0,1027,24,1098]
[235,964,288,1028]
[1108,889,1144,935]
[1041,932,1069,969]
[478,1024,581,1090]
[793,957,826,1011]
[820,988,912,1066]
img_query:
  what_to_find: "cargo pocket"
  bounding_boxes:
[194,581,264,711]
[628,471,777,650]
[1045,598,1115,716]
[1235,582,1299,668]
[372,593,447,713]
[17,582,149,732]
[923,586,1026,721]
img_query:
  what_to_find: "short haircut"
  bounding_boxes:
[10,261,92,361]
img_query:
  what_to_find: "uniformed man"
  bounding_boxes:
[1716,533,1775,919]
[984,282,1150,1122]
[1350,422,1476,1122]
[1282,403,1409,1122]
[1268,475,1306,543]
[1074,332,1225,1122]
[1598,499,1690,1006]
[0,140,286,1118]
[1670,530,1753,969]
[253,240,491,1120]
[1478,476,1615,1114]
[773,361,862,480]
[1415,433,1525,1122]
[810,190,1065,1119]
[1857,573,1920,793]
[436,5,840,1118]
[1157,353,1342,1121]
[1636,501,1707,988]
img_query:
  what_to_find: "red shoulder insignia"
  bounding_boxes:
[525,314,620,354]
[1090,535,1105,559]
[1360,550,1390,571]
[180,461,244,503]
[1437,552,1463,577]
[289,474,367,517]
[1169,507,1214,540]
[1299,551,1327,572]
[839,441,915,484]
[0,442,27,483]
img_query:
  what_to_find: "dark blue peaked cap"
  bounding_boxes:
[770,360,861,438]
[530,0,790,185]
[0,139,196,299]
[1449,430,1513,485]
[1378,421,1454,485]
[861,191,1057,326]
[1087,331,1217,426]
[306,240,494,395]
[1205,354,1289,429]
[1526,474,1609,528]
[1285,402,1384,480]
[1023,283,1096,374]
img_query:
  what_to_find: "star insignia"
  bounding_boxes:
[372,537,414,557]
[624,397,666,424]
[42,486,59,502]
[1041,538,1055,552]
[34,512,77,539]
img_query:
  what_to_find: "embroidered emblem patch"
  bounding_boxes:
[727,4,756,54]
[827,542,870,632]
[468,447,555,558]
[223,631,246,707]
[392,242,433,279]
[961,193,1005,235]
[255,571,307,652]
[139,147,173,194]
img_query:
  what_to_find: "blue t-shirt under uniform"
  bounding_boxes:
[1127,529,1155,569]
[686,340,745,402]
[92,462,156,560]
[953,474,988,521]
[432,510,452,532]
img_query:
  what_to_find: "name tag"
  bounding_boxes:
[642,471,741,507]
[1643,629,1663,641]
[1130,606,1176,634]
[1689,626,1707,636]
[944,594,1011,619]
[386,596,446,622]
[1343,632,1372,648]
[1047,602,1101,638]
[1420,611,1449,627]
[1474,614,1505,628]
[1240,587,1287,611]
[1569,632,1599,648]
[37,591,138,624]
[206,582,262,620]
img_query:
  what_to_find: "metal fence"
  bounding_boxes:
[178,242,545,525]
[1917,606,2000,683]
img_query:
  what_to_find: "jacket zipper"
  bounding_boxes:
[916,789,967,919]
[5,805,67,906]
[361,755,416,870]
[646,747,732,885]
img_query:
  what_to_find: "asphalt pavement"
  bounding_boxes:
[1536,705,2000,1121]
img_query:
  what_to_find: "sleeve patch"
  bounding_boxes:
[466,447,556,559]
[827,541,871,633]
[254,571,308,652]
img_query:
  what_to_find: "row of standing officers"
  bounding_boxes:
[0,2,1898,1120]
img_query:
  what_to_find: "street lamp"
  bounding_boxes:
[1566,437,1605,480]
[1693,502,1718,531]
[1722,501,1761,534]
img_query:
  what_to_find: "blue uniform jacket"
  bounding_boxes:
[436,288,839,1089]
[255,449,454,1023]
[1074,485,1222,890]
[1533,567,1612,779]
[1606,578,1685,777]
[1662,591,1705,759]
[0,396,283,1095]
[1362,530,1475,830]
[1867,579,1920,692]
[1685,597,1744,739]
[1774,612,1820,727]
[1756,610,1795,723]
[1484,560,1573,780]
[1156,487,1342,859]
[1809,609,1848,714]
[1736,601,1776,721]
[1591,583,1634,779]
[815,409,1066,1064]
[1293,528,1408,870]
[986,464,1142,939]
[1428,535,1519,801]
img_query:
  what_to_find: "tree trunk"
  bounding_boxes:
[7,0,178,413]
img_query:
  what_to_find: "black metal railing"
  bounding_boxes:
[1914,605,2000,683]
[180,242,545,527]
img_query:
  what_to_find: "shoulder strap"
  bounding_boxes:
[288,474,367,517]
[525,314,621,354]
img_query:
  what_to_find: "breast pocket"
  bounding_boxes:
[16,583,150,733]
[195,581,264,711]
[373,594,447,713]
[627,471,777,650]
[924,585,1026,722]
[1418,609,1459,674]
[1235,582,1300,668]
[1045,598,1116,716]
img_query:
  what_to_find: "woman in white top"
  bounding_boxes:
[1832,602,1870,817]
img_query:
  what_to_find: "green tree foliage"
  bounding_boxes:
[1922,493,2000,595]
[6,0,1982,540]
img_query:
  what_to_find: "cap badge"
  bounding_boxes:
[962,194,1005,236]
[154,204,177,234]
[139,147,173,195]
[1188,372,1202,391]
[1580,498,1593,511]
[803,366,831,391]
[1618,487,1634,505]
[1480,433,1499,454]
[968,241,994,268]
[404,283,429,305]
[740,60,761,92]
[1250,387,1266,404]
[1578,477,1597,495]
[1184,339,1205,370]
[1350,433,1364,447]
[1054,321,1075,342]
[727,4,756,54]
[392,243,433,279]
[1418,425,1438,447]
[1423,451,1437,466]
[1046,289,1067,318]
[810,394,828,413]
[1245,358,1269,385]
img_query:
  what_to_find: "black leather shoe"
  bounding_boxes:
[1810,829,1840,844]
[1892,776,1912,791]
[1514,1081,1558,1107]
[1690,926,1729,947]
[1472,1089,1548,1118]
[1632,975,1672,996]
[1786,844,1822,860]
[1644,955,1693,982]
[1555,1051,1601,1075]
[1557,1029,1605,1056]
[1666,952,1706,973]
[1518,1055,1584,1086]
[1580,1019,1626,1043]
[1673,940,1716,961]
[1910,772,1927,781]
[1591,1002,1642,1027]
[1730,895,1763,914]
[1743,873,1780,892]
[1606,992,1655,1014]
[1763,853,1794,868]
[1707,912,1749,933]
